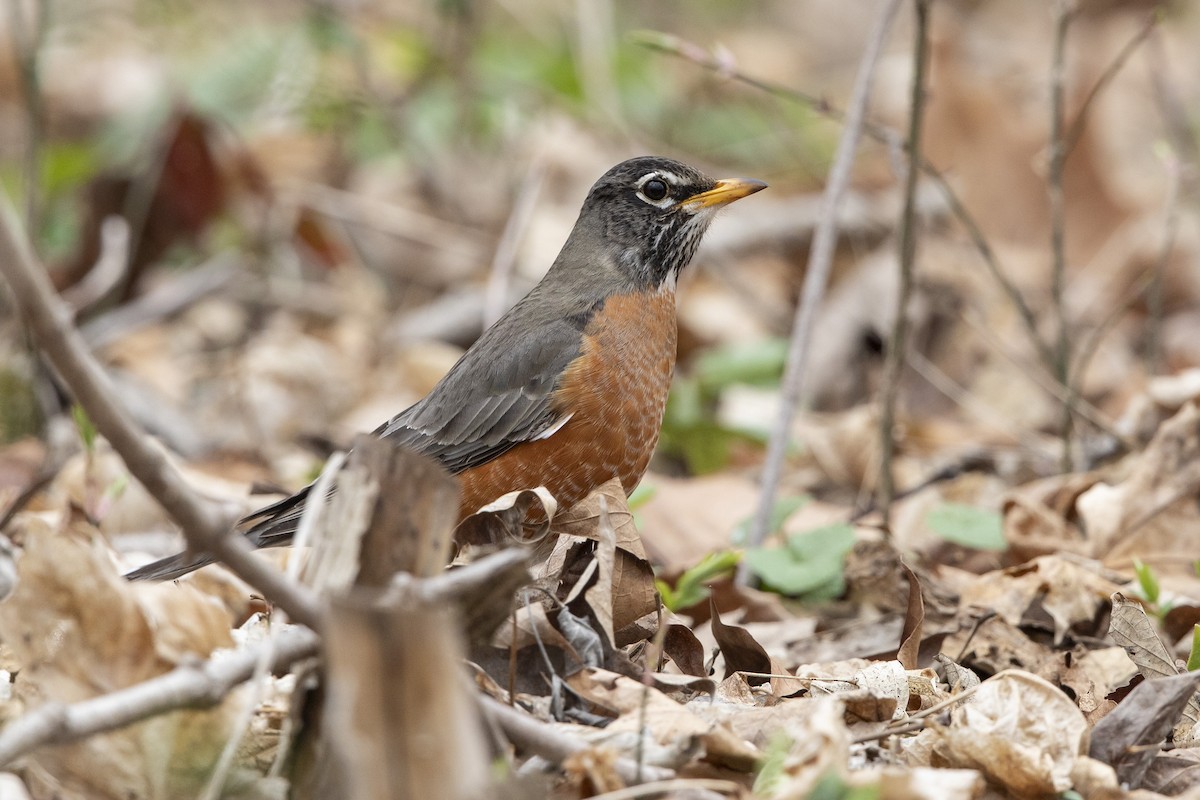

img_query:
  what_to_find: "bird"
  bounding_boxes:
[126,156,766,581]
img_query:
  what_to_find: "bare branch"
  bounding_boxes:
[0,627,320,767]
[0,195,323,629]
[739,0,905,581]
[878,0,933,526]
[1049,0,1075,471]
[477,694,675,785]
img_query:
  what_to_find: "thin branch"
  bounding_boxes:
[1061,11,1159,160]
[476,694,674,785]
[878,0,932,527]
[0,195,323,630]
[634,31,1054,368]
[0,627,320,767]
[1145,147,1181,374]
[737,0,905,584]
[1049,1,1075,471]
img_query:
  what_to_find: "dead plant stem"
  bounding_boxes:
[737,0,904,583]
[1049,1,1075,472]
[878,0,932,527]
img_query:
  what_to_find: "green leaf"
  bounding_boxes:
[1188,625,1200,672]
[744,522,854,598]
[694,338,787,392]
[926,503,1006,551]
[786,522,855,560]
[751,731,792,795]
[658,550,741,612]
[1133,558,1161,605]
[730,495,808,546]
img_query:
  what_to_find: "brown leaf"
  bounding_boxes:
[1078,402,1200,559]
[583,495,618,647]
[1109,593,1179,680]
[552,477,646,561]
[1088,671,1200,788]
[455,487,556,547]
[663,622,708,678]
[709,597,770,683]
[897,563,924,670]
[551,480,658,638]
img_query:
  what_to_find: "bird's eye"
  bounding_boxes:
[642,178,669,202]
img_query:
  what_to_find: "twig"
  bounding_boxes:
[1049,1,1075,471]
[0,626,320,767]
[1145,146,1181,374]
[1070,265,1156,395]
[634,31,1053,368]
[959,307,1133,450]
[476,694,675,785]
[877,0,932,527]
[589,778,741,800]
[737,0,905,584]
[1061,11,1159,160]
[0,195,323,630]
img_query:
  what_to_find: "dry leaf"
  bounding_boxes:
[958,555,1119,644]
[1089,671,1200,788]
[456,487,556,547]
[897,563,925,670]
[582,496,617,647]
[1078,402,1200,558]
[926,670,1087,797]
[0,518,243,798]
[710,598,771,683]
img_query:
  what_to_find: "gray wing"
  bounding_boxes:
[373,299,589,473]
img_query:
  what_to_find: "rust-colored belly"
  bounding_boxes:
[458,290,677,518]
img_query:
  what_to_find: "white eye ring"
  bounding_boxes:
[636,172,679,208]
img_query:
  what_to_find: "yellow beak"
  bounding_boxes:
[681,177,768,211]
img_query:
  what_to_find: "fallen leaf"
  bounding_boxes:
[1089,671,1200,788]
[710,597,771,683]
[897,564,925,670]
[926,670,1087,797]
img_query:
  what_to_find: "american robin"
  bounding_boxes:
[127,156,766,581]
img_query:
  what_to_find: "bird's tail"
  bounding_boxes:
[124,485,314,581]
[124,551,218,581]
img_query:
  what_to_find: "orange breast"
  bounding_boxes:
[457,289,677,518]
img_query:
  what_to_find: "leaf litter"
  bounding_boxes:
[2,3,1200,799]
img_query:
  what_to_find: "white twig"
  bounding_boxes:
[0,627,320,767]
[740,0,904,582]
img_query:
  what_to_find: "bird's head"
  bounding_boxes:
[567,156,766,292]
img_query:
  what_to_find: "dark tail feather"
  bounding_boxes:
[125,551,218,581]
[123,485,315,582]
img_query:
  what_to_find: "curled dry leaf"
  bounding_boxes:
[0,518,240,798]
[549,479,658,641]
[455,487,557,547]
[897,563,925,670]
[925,670,1087,798]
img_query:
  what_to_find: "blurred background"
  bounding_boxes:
[0,0,1198,573]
